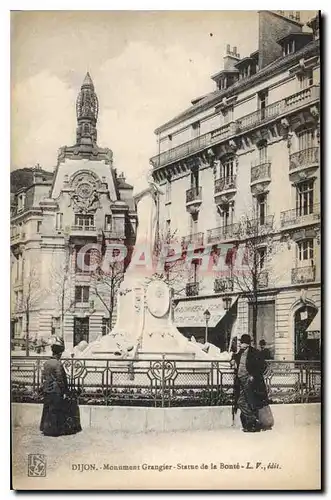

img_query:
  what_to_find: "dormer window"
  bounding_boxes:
[17,193,25,212]
[283,40,295,56]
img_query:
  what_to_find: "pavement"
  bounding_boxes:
[12,423,321,491]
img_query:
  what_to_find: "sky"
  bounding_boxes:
[11,10,316,186]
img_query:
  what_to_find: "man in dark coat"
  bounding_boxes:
[232,334,268,432]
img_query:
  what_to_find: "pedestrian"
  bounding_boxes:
[259,339,272,361]
[40,337,81,437]
[232,334,269,433]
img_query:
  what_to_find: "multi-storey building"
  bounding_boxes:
[150,11,321,360]
[11,73,137,352]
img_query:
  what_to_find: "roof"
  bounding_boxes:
[211,68,239,82]
[10,167,54,194]
[276,32,313,45]
[154,39,319,135]
[234,56,255,67]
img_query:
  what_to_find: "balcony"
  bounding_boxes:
[245,215,274,236]
[10,232,26,247]
[214,277,234,293]
[150,123,235,169]
[214,175,237,198]
[103,230,125,240]
[257,270,269,289]
[280,204,320,229]
[207,223,240,245]
[289,147,319,173]
[181,232,204,249]
[150,86,319,170]
[186,282,199,297]
[236,85,319,134]
[251,161,271,184]
[70,225,97,237]
[186,186,202,214]
[291,266,316,284]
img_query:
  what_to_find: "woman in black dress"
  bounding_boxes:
[40,337,81,436]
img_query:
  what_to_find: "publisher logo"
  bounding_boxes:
[28,454,47,477]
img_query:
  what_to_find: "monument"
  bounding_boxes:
[74,171,231,361]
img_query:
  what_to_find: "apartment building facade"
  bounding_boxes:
[10,73,137,352]
[150,11,321,360]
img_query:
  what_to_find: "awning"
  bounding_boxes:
[174,296,238,328]
[306,309,321,334]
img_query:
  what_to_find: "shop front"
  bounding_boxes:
[173,296,238,351]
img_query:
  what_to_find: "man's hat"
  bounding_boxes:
[240,334,251,344]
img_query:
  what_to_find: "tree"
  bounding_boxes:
[91,250,125,333]
[21,265,42,356]
[151,227,203,298]
[227,213,282,346]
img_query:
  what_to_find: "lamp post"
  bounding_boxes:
[203,309,211,344]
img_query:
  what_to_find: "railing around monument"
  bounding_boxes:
[11,357,321,407]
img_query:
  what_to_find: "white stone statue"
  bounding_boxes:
[125,170,164,276]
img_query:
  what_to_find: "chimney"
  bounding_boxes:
[223,44,241,70]
[258,11,303,69]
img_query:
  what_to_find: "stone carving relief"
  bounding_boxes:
[68,171,101,213]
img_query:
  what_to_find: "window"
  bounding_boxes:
[191,121,200,139]
[258,90,268,119]
[221,157,234,180]
[37,221,42,233]
[165,179,172,203]
[297,239,314,263]
[283,40,295,56]
[105,215,112,231]
[220,205,231,228]
[258,144,268,164]
[75,247,92,273]
[17,193,25,212]
[296,180,314,215]
[190,213,198,235]
[102,318,109,336]
[168,134,173,147]
[257,247,267,270]
[166,219,171,239]
[75,286,89,303]
[297,129,315,151]
[298,70,313,89]
[74,214,94,229]
[257,193,267,225]
[55,213,63,230]
[190,168,199,191]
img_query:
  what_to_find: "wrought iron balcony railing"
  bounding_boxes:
[150,86,319,169]
[289,147,319,171]
[251,161,271,183]
[186,186,202,204]
[245,215,274,235]
[236,85,319,133]
[186,282,199,297]
[280,204,320,228]
[214,175,237,194]
[181,232,204,247]
[214,277,234,293]
[291,266,316,284]
[207,223,240,244]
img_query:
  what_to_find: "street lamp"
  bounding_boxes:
[203,309,211,344]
